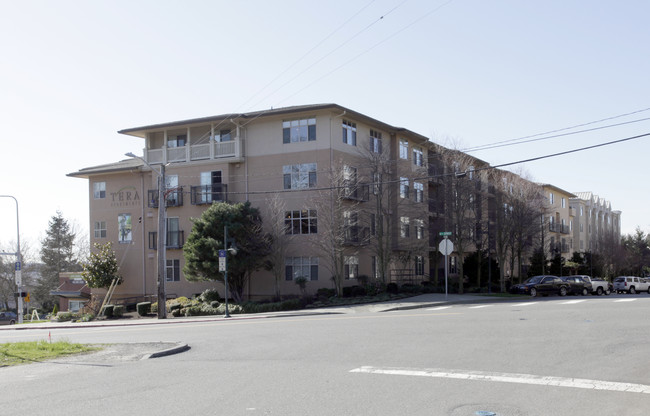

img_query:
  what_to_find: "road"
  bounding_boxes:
[1,295,649,415]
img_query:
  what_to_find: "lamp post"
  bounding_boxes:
[0,195,22,324]
[125,153,167,319]
[222,225,237,318]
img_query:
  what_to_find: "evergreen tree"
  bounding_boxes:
[82,242,121,289]
[36,211,81,310]
[183,202,271,302]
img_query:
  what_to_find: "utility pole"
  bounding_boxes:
[0,195,23,323]
[157,163,167,319]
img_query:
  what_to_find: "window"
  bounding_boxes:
[118,214,132,243]
[168,134,186,147]
[165,175,180,205]
[415,219,424,239]
[370,213,376,236]
[284,210,317,235]
[198,171,222,203]
[215,129,231,142]
[373,172,381,195]
[400,216,410,238]
[372,256,378,279]
[167,217,181,248]
[549,192,554,204]
[580,223,584,232]
[561,197,566,208]
[283,163,317,189]
[399,139,409,159]
[415,256,424,275]
[166,259,180,282]
[343,165,357,197]
[94,221,107,239]
[413,182,423,203]
[93,182,106,199]
[468,166,474,180]
[342,120,356,146]
[285,257,319,281]
[69,300,86,312]
[344,256,359,279]
[370,129,382,153]
[580,206,583,216]
[283,118,316,143]
[413,147,423,166]
[400,177,409,199]
[344,210,360,243]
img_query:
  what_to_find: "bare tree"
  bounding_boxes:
[265,193,295,299]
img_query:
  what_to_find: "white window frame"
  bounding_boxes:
[93,182,106,199]
[94,221,107,239]
[166,259,180,281]
[284,210,318,235]
[285,257,319,281]
[342,120,357,146]
[412,147,423,166]
[283,163,317,189]
[344,256,359,280]
[400,216,410,238]
[283,118,316,143]
[399,139,409,159]
[400,177,409,199]
[413,182,423,203]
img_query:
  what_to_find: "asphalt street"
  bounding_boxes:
[1,293,649,416]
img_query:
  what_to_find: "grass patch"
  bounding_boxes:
[0,340,99,366]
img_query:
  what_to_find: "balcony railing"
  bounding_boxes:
[149,230,185,250]
[343,226,369,246]
[148,188,184,208]
[190,184,228,205]
[145,138,243,165]
[342,184,369,202]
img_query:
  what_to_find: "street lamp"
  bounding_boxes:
[222,225,237,318]
[125,152,167,319]
[0,195,23,324]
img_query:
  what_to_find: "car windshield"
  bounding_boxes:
[614,278,624,282]
[525,276,543,284]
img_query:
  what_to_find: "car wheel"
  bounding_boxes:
[647,288,650,295]
[596,287,603,296]
[560,286,567,296]
[582,288,589,296]
[9,320,15,325]
[605,288,611,295]
[530,288,537,297]
[629,287,636,294]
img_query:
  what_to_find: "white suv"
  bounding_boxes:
[613,276,650,294]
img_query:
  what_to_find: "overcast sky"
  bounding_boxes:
[1,0,649,257]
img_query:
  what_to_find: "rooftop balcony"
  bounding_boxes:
[144,137,243,165]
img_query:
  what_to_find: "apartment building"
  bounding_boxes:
[570,192,621,253]
[541,184,575,258]
[69,104,434,301]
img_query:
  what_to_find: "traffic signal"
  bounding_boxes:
[24,292,30,302]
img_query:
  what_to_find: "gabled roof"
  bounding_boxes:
[67,158,144,178]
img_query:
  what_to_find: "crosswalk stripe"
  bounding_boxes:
[468,305,493,309]
[614,299,637,302]
[512,302,538,307]
[561,300,587,304]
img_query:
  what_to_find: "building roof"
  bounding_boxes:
[117,103,431,142]
[538,183,577,198]
[68,158,144,178]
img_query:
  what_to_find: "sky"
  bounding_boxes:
[1,0,649,258]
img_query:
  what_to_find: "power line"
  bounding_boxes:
[462,106,650,152]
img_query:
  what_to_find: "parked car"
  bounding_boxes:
[613,276,650,294]
[560,276,592,296]
[509,275,569,297]
[0,311,17,325]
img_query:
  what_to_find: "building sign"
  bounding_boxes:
[110,186,141,208]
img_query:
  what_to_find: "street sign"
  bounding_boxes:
[218,250,227,258]
[15,261,21,271]
[439,238,454,255]
[219,257,226,272]
[439,231,452,236]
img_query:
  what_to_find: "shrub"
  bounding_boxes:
[56,312,75,322]
[350,285,367,297]
[136,302,151,316]
[171,308,183,317]
[316,288,336,300]
[52,304,59,316]
[400,284,422,293]
[342,286,353,298]
[200,288,221,303]
[210,300,220,308]
[169,302,182,312]
[151,302,158,313]
[386,283,399,294]
[364,281,385,296]
[113,305,125,318]
[102,305,115,318]
[80,313,94,322]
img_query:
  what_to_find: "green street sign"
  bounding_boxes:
[439,231,452,236]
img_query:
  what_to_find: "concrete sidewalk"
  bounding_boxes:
[0,293,522,331]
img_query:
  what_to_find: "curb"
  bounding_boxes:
[142,343,191,359]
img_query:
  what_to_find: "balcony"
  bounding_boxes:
[342,184,369,202]
[149,230,185,250]
[145,138,243,165]
[343,226,369,246]
[190,184,228,205]
[148,188,184,208]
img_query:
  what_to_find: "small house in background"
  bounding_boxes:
[50,272,91,312]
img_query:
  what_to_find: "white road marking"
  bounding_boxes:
[426,306,452,311]
[350,366,650,394]
[512,302,538,307]
[468,305,493,309]
[561,300,587,304]
[614,299,637,302]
